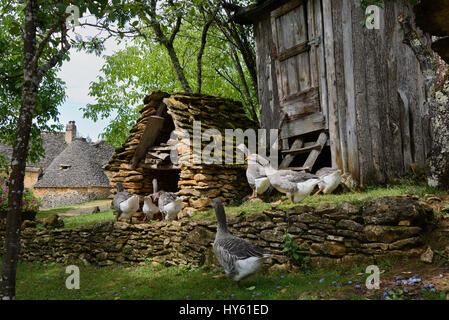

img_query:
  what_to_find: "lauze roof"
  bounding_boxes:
[34,139,114,188]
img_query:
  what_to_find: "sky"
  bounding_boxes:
[55,16,126,141]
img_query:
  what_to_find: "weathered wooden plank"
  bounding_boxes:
[307,0,319,89]
[342,0,359,180]
[351,0,375,185]
[280,86,320,117]
[255,14,281,139]
[271,0,305,19]
[398,89,412,171]
[278,41,309,61]
[279,138,304,168]
[281,143,322,155]
[322,0,343,170]
[315,0,328,125]
[303,131,328,169]
[280,112,325,139]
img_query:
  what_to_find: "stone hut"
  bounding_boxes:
[104,91,259,216]
[0,122,76,189]
[34,138,114,208]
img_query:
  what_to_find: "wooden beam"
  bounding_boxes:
[342,0,360,179]
[280,112,325,139]
[279,138,303,169]
[302,131,328,169]
[281,143,322,155]
[130,103,167,169]
[322,0,344,171]
[230,0,292,24]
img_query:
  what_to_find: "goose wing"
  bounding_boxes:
[157,191,178,211]
[113,192,133,213]
[214,236,267,274]
[277,170,318,184]
[247,163,266,186]
[214,235,267,260]
[316,167,337,177]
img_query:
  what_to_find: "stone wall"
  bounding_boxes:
[33,187,111,209]
[0,196,435,269]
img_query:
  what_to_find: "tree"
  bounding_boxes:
[79,0,259,123]
[84,28,256,147]
[0,0,111,299]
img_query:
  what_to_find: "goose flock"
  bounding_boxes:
[113,178,183,224]
[111,145,343,284]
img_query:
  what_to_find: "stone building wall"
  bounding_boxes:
[0,196,435,269]
[33,187,111,209]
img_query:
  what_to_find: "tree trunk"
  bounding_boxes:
[399,15,449,190]
[428,55,449,189]
[0,0,38,299]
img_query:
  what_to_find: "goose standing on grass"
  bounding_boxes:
[113,182,140,224]
[152,179,184,221]
[315,168,342,195]
[263,164,321,205]
[212,198,271,286]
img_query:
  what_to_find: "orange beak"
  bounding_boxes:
[245,157,249,161]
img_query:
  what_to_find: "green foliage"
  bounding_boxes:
[85,27,257,146]
[0,174,41,213]
[282,231,310,270]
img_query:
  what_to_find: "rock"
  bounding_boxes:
[363,225,422,243]
[398,220,411,226]
[420,247,434,264]
[336,220,363,232]
[362,197,434,226]
[21,220,37,230]
[388,237,422,250]
[92,206,101,214]
[42,214,64,229]
[341,173,358,191]
[325,242,346,256]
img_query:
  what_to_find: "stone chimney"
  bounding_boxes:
[65,121,77,143]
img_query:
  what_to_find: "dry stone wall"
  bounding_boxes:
[0,196,434,269]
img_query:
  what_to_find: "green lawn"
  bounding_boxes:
[7,257,446,300]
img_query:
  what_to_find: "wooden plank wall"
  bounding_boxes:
[329,0,431,185]
[254,13,281,141]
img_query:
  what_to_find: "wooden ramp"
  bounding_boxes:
[279,131,328,171]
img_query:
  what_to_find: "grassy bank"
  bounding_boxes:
[4,256,446,300]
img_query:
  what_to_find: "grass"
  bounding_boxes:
[37,199,111,220]
[5,257,446,300]
[61,210,115,229]
[192,184,436,221]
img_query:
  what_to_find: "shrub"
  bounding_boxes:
[0,175,42,213]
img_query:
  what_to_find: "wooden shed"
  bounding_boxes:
[230,0,432,185]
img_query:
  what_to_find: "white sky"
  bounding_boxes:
[55,15,127,141]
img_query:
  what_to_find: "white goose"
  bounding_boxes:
[245,154,271,198]
[113,182,140,224]
[263,164,321,204]
[142,195,159,222]
[212,198,270,285]
[315,168,342,195]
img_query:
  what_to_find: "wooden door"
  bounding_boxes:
[271,0,326,141]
